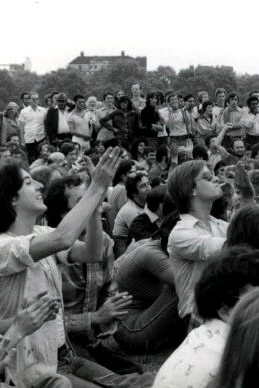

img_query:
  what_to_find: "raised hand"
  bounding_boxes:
[91,147,121,190]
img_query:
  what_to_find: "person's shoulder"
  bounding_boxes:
[33,225,54,235]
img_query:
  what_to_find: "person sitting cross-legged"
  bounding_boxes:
[45,174,143,375]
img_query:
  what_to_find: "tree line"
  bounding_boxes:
[1,58,259,110]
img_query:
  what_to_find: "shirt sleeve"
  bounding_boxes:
[168,228,225,262]
[0,235,35,276]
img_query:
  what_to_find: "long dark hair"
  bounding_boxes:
[227,205,259,249]
[0,162,24,233]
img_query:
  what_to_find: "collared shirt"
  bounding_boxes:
[58,109,70,134]
[0,226,69,385]
[222,106,244,137]
[19,105,46,143]
[167,214,227,318]
[244,111,259,136]
[62,232,117,342]
[153,319,228,388]
[113,199,145,237]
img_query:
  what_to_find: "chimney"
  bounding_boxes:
[121,50,125,57]
[80,51,84,57]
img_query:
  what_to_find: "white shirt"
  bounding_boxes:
[19,106,46,143]
[161,108,188,137]
[58,109,70,134]
[153,319,228,388]
[168,214,227,318]
[68,110,91,149]
[244,111,259,136]
[113,199,145,237]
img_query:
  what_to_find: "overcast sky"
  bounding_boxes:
[2,0,259,75]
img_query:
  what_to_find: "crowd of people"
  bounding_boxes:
[0,84,259,387]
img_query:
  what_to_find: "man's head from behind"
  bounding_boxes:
[45,175,87,227]
[195,246,259,321]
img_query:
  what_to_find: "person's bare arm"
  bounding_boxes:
[69,208,104,264]
[29,147,121,262]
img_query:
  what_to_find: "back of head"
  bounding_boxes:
[48,152,65,164]
[60,142,75,157]
[195,246,259,321]
[146,185,166,212]
[45,175,82,227]
[112,160,134,186]
[167,160,205,213]
[213,287,259,388]
[192,145,208,161]
[227,205,259,249]
[31,166,56,193]
[0,161,24,233]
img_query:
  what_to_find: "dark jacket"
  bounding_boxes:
[44,107,59,142]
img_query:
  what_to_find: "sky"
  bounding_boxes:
[2,0,259,75]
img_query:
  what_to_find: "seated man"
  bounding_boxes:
[0,148,125,388]
[127,185,165,244]
[114,217,185,354]
[153,246,259,388]
[45,174,141,374]
[113,172,151,257]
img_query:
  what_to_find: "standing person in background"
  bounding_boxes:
[212,88,226,121]
[197,91,209,114]
[1,102,23,146]
[18,92,47,164]
[114,90,125,108]
[96,93,116,142]
[196,101,219,146]
[100,96,142,149]
[45,92,71,146]
[20,92,30,111]
[244,95,259,147]
[141,92,164,148]
[177,95,185,110]
[131,84,146,112]
[164,94,189,147]
[68,95,91,152]
[221,92,244,150]
[85,97,98,141]
[182,94,199,138]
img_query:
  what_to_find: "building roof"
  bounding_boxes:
[69,51,146,66]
